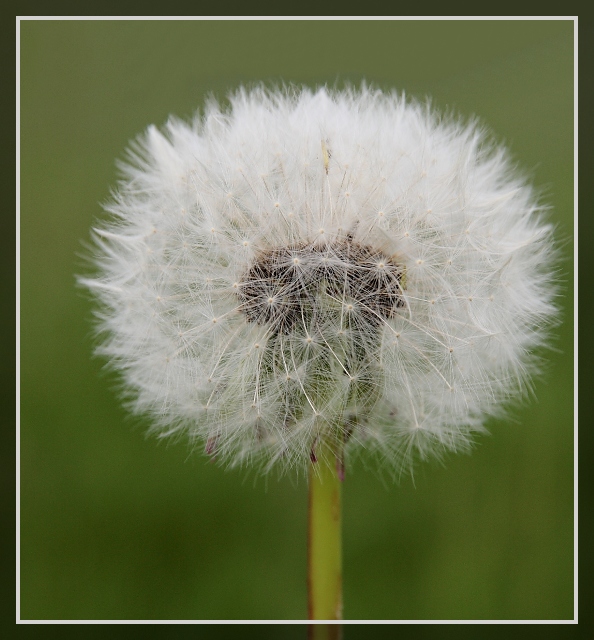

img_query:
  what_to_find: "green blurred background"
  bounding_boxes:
[20,20,574,622]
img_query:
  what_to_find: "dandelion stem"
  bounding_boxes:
[307,440,343,638]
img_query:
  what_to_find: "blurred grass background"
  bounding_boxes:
[20,20,574,622]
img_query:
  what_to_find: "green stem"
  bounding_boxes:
[307,440,343,638]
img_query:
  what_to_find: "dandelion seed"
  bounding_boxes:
[80,85,557,477]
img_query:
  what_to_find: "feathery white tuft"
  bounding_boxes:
[81,86,558,475]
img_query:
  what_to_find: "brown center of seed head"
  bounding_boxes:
[238,239,405,334]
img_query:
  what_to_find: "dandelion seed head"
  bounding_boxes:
[81,85,558,475]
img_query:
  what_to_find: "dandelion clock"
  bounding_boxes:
[80,86,557,626]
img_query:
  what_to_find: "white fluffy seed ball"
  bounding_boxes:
[81,86,557,475]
